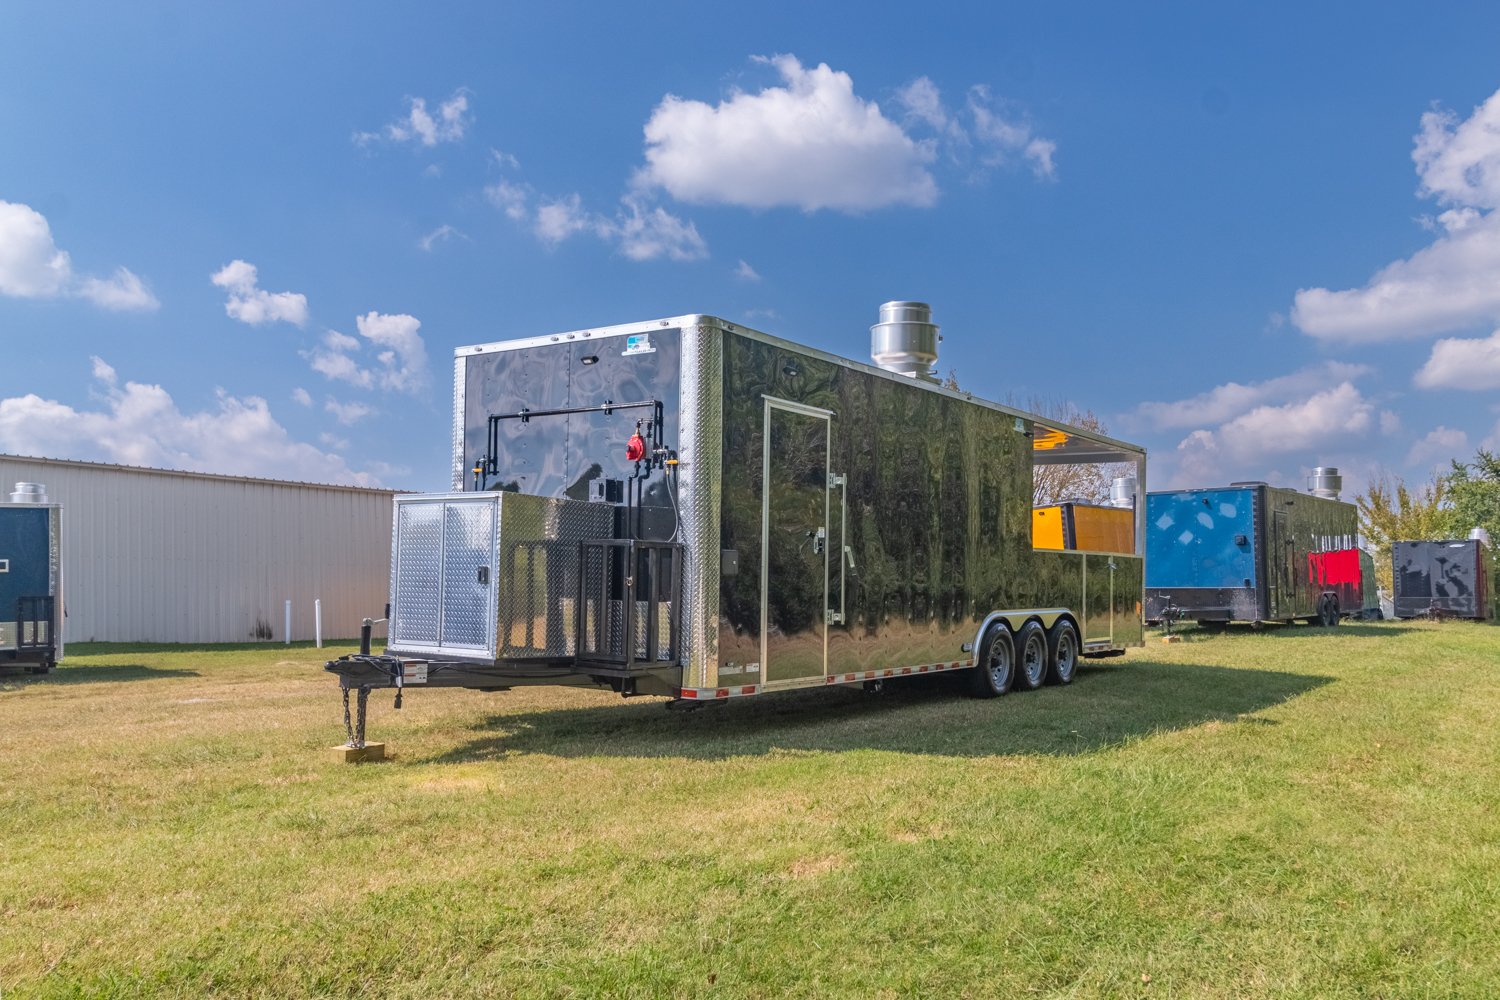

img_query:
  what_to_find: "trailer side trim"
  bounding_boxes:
[677,658,977,700]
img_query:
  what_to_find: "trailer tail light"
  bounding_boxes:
[626,432,646,462]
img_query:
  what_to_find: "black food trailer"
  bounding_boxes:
[1391,539,1498,620]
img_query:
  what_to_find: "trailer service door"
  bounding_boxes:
[761,397,832,685]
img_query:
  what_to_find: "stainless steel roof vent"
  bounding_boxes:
[870,301,940,383]
[1109,475,1137,509]
[8,482,48,504]
[1308,467,1342,499]
[1470,527,1492,547]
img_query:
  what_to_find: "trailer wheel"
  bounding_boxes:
[1046,619,1080,685]
[968,622,1014,698]
[1316,595,1336,627]
[1013,620,1048,691]
[1327,597,1340,627]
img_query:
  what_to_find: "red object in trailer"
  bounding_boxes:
[1308,548,1362,615]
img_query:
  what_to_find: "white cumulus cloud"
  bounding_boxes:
[636,55,938,212]
[607,195,708,262]
[1414,327,1500,389]
[734,259,761,281]
[1407,426,1470,468]
[304,313,429,394]
[1133,362,1371,430]
[325,399,375,425]
[417,224,467,252]
[1292,87,1500,341]
[484,180,531,221]
[356,89,471,147]
[518,190,707,262]
[211,260,308,327]
[534,193,597,246]
[0,358,381,486]
[1166,382,1376,487]
[0,200,158,311]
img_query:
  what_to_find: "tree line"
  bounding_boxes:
[1357,450,1500,592]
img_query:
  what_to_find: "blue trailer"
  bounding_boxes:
[0,483,62,673]
[1144,481,1359,627]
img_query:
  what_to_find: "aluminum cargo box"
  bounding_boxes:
[387,491,613,662]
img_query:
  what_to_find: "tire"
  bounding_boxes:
[968,622,1014,698]
[1327,597,1340,627]
[1046,619,1080,685]
[1013,620,1048,691]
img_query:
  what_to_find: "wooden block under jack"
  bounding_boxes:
[1160,634,1184,644]
[332,742,386,763]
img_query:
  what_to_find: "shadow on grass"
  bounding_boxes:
[432,659,1334,763]
[5,664,201,685]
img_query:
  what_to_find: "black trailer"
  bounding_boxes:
[0,483,62,674]
[1144,482,1359,627]
[1391,539,1498,620]
[327,305,1147,742]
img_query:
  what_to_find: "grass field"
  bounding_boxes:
[3,621,1500,998]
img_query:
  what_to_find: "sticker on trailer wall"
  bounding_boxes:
[622,333,656,356]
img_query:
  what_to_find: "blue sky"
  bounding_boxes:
[4,2,1500,493]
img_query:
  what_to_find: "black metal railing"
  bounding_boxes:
[576,540,681,669]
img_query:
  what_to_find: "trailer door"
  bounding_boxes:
[1269,509,1290,619]
[760,397,831,685]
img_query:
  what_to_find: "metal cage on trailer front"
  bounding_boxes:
[327,304,1148,745]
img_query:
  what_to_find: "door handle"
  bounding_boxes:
[477,566,490,585]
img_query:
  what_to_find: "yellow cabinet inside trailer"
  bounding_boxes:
[1032,503,1134,554]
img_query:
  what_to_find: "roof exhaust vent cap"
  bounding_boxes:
[8,482,48,504]
[1308,466,1342,499]
[1109,475,1137,509]
[1470,527,1492,548]
[871,300,940,383]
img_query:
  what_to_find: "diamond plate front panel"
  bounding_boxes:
[391,501,444,648]
[678,322,723,686]
[390,492,613,661]
[440,500,498,651]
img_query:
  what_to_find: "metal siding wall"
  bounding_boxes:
[0,458,393,644]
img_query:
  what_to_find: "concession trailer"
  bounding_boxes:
[327,303,1147,742]
[1391,535,1498,620]
[0,482,62,673]
[1144,469,1360,628]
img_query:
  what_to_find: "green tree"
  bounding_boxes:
[1444,449,1500,543]
[1355,474,1455,593]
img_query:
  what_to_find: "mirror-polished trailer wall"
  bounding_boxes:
[329,314,1147,705]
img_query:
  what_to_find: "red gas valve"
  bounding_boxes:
[625,431,646,463]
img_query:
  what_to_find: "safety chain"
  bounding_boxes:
[341,685,371,749]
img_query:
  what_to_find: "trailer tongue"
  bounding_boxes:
[327,306,1148,749]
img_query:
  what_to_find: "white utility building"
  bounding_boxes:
[0,454,399,644]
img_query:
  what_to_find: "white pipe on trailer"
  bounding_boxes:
[284,599,292,645]
[314,599,323,648]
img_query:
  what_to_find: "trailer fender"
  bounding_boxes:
[970,608,1073,659]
